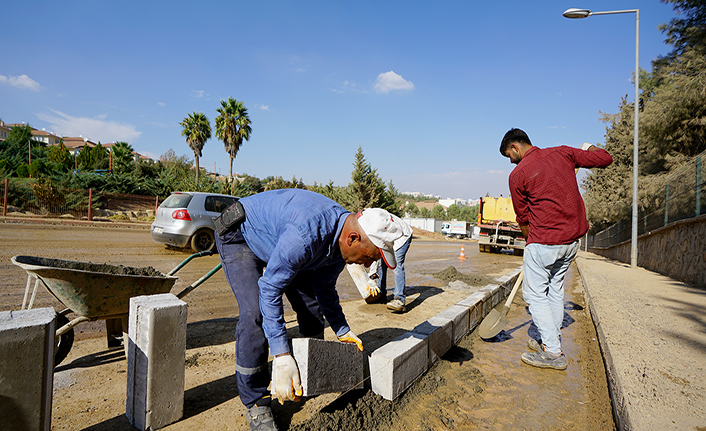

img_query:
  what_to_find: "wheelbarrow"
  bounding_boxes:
[11,252,222,366]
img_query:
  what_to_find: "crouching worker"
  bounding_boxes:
[215,189,405,431]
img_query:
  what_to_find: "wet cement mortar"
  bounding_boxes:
[0,222,615,430]
[17,255,163,277]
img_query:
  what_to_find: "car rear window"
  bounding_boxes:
[204,196,238,213]
[161,193,193,209]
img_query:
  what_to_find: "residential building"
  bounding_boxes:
[31,129,62,146]
[0,121,10,141]
[61,137,97,156]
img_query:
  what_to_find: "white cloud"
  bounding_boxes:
[191,90,207,99]
[0,74,41,92]
[331,80,367,94]
[157,102,166,107]
[374,71,414,94]
[259,104,270,111]
[36,109,141,143]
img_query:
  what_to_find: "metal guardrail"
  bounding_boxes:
[588,150,705,248]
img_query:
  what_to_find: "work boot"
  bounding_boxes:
[386,298,406,313]
[246,403,278,431]
[527,338,542,352]
[521,350,568,370]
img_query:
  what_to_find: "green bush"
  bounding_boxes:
[16,164,29,178]
[108,213,130,221]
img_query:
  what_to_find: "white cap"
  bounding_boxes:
[356,208,404,269]
[581,142,593,151]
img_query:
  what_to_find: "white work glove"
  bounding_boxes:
[366,279,381,297]
[581,142,593,151]
[271,354,302,403]
[337,330,364,351]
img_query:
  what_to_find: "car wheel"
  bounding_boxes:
[191,229,215,252]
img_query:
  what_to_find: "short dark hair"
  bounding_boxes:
[500,128,532,155]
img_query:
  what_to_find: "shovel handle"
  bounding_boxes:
[504,271,524,308]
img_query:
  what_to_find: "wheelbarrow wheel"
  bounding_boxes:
[55,314,74,366]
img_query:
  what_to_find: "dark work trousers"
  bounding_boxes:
[216,228,325,408]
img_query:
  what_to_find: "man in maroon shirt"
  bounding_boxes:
[500,128,612,370]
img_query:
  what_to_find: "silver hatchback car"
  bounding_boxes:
[151,191,239,252]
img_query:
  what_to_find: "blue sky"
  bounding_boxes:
[1,1,677,200]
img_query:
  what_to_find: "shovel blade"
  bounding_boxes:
[478,305,510,339]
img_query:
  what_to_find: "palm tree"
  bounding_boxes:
[215,98,252,178]
[111,141,135,174]
[180,112,211,182]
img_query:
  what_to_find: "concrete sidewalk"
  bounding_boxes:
[575,252,706,431]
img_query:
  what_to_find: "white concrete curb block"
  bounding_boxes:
[369,332,428,401]
[411,315,454,366]
[0,307,56,431]
[435,305,471,344]
[126,293,187,431]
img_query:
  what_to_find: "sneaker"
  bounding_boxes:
[246,404,278,431]
[521,350,568,370]
[527,338,542,352]
[386,298,406,313]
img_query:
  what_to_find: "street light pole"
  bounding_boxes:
[563,8,640,269]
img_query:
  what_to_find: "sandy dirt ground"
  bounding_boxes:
[0,221,614,430]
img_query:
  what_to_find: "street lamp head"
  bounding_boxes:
[563,8,592,19]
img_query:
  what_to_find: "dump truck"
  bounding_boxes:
[477,196,526,256]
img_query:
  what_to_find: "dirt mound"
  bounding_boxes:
[432,266,495,286]
[410,227,451,241]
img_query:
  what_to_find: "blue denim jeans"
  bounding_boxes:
[522,241,579,355]
[377,236,412,303]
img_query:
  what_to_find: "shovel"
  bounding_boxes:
[478,271,524,339]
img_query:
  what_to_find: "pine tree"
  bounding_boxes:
[341,146,397,213]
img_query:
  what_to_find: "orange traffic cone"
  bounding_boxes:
[459,244,466,260]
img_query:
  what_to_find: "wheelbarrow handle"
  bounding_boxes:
[167,250,216,276]
[176,263,222,299]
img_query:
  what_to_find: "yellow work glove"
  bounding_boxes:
[271,354,303,404]
[337,330,364,351]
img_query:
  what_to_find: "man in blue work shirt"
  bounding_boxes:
[215,189,405,431]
